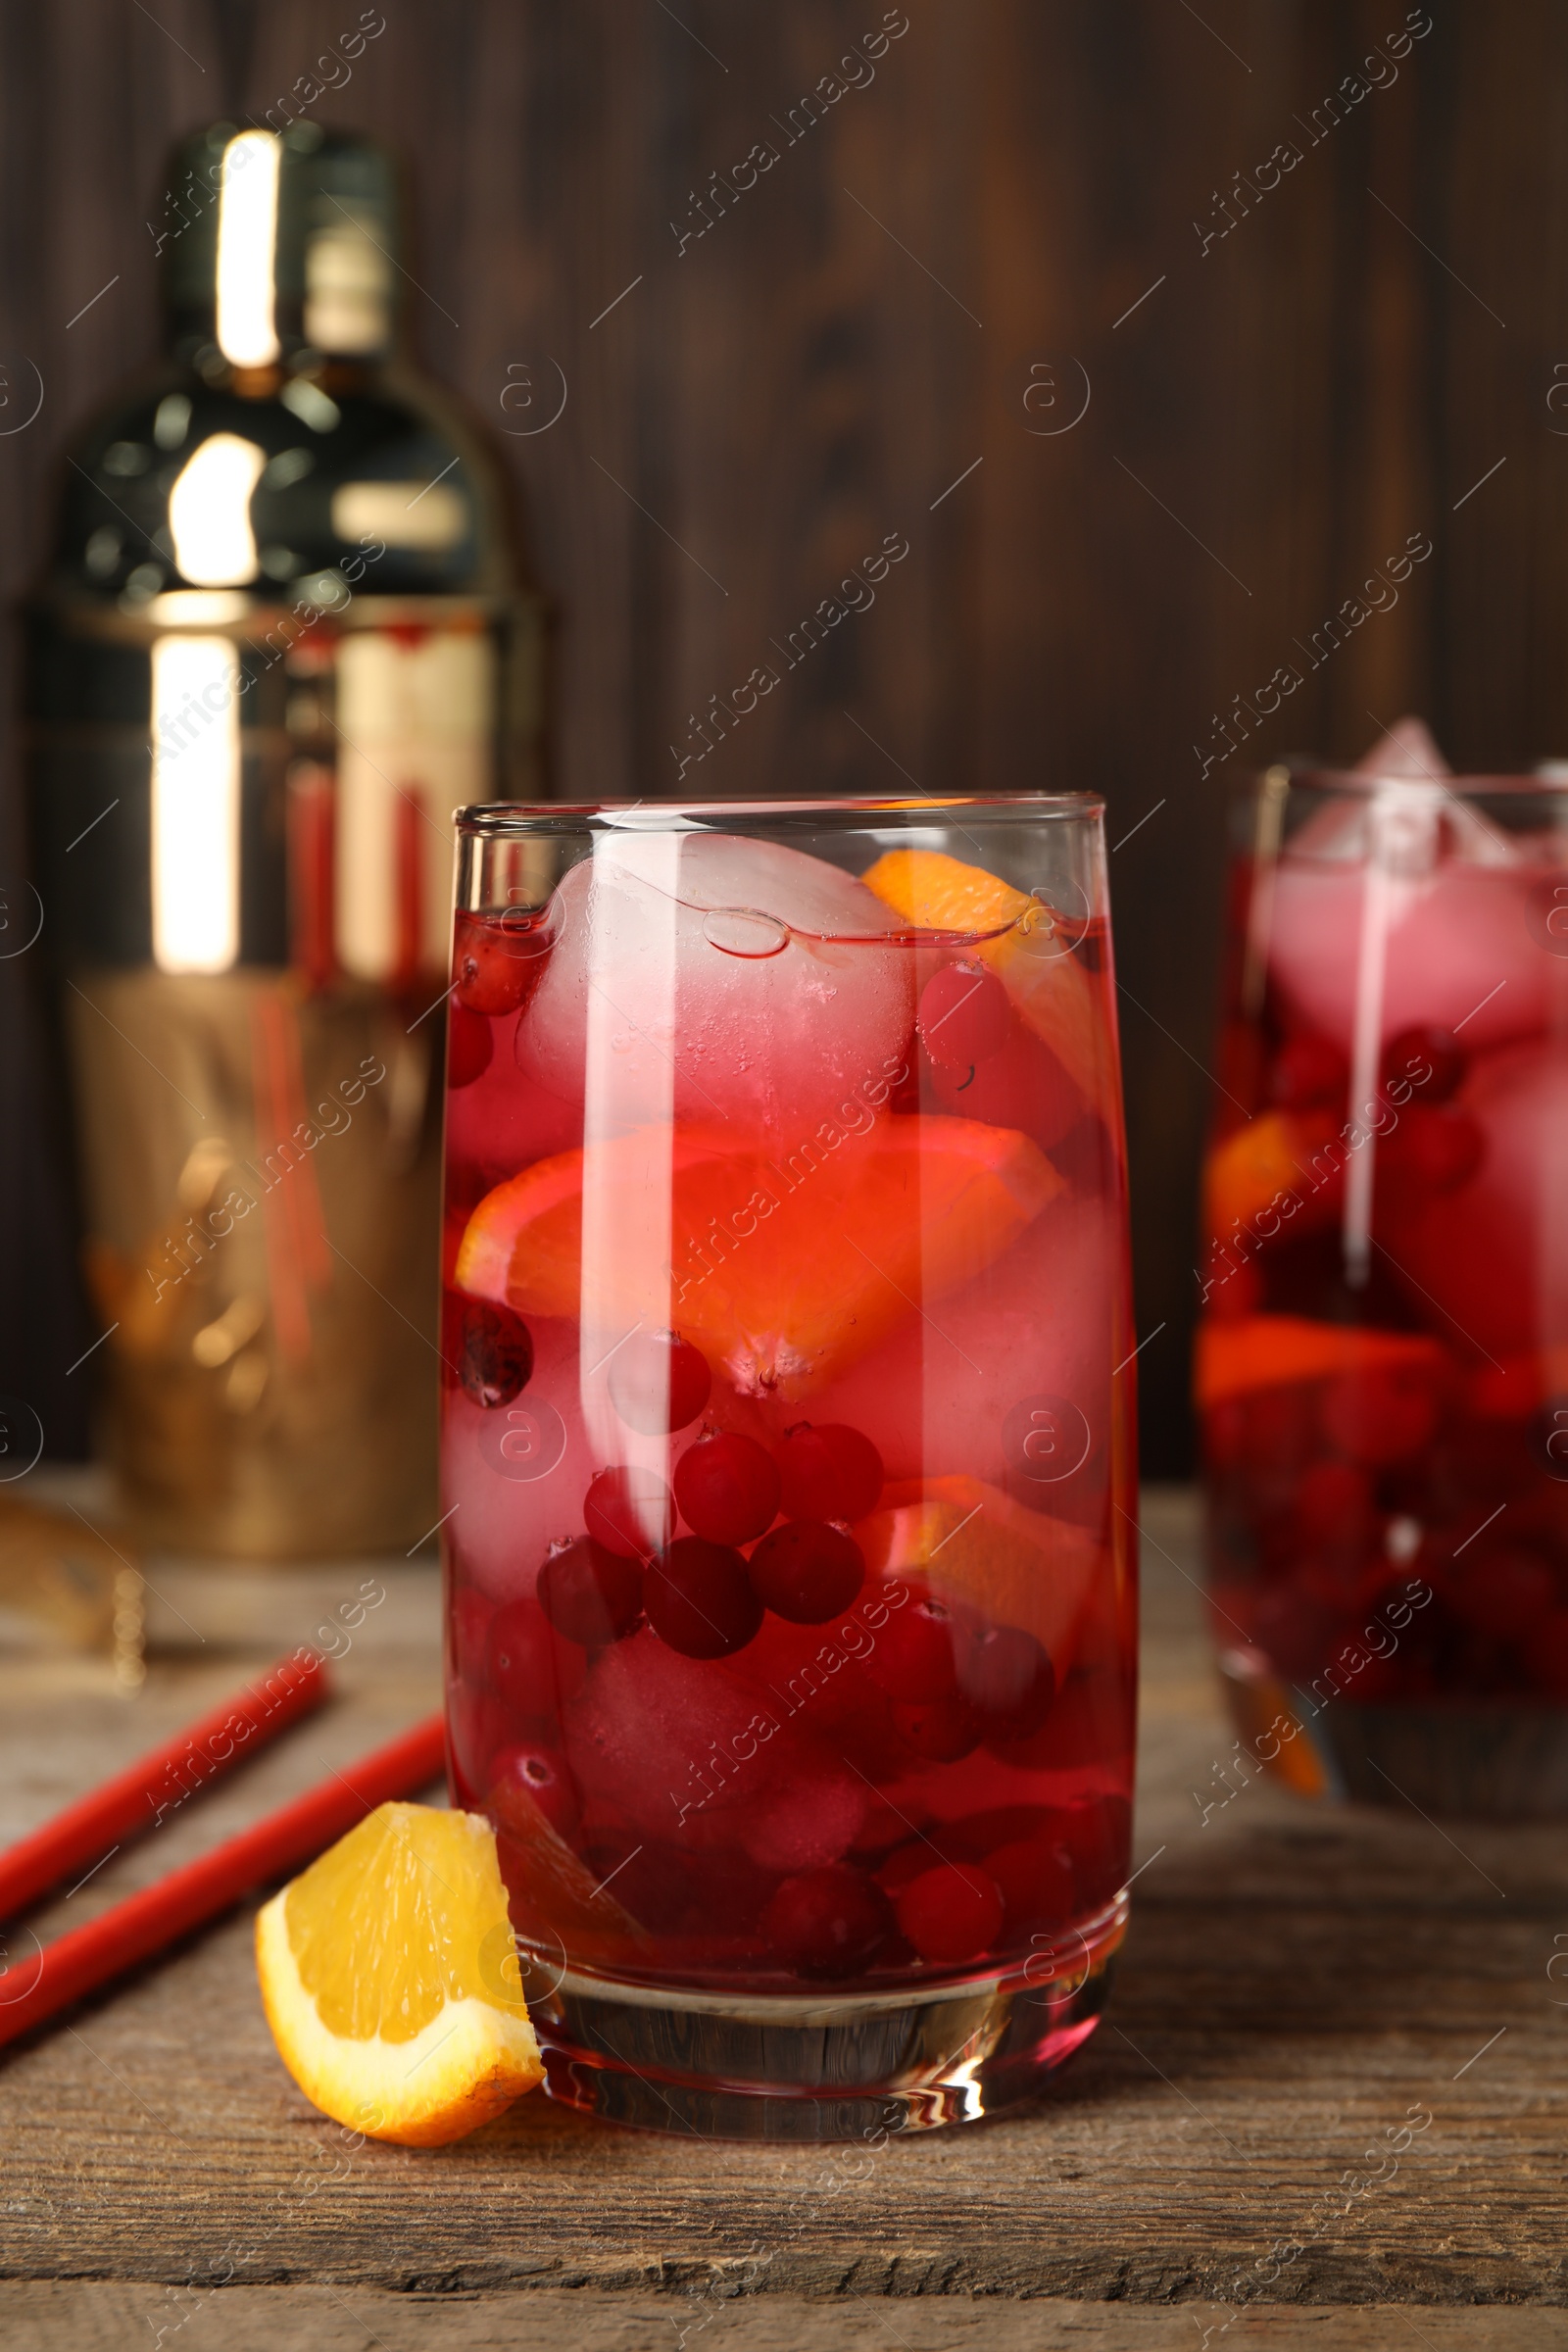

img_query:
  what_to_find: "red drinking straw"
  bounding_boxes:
[0,1711,447,2049]
[0,1648,330,1924]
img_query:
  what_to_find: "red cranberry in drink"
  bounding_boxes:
[747,1519,865,1624]
[959,1622,1056,1741]
[1383,1025,1464,1103]
[917,962,1011,1073]
[458,1301,534,1409]
[673,1432,780,1545]
[583,1465,674,1559]
[1269,1033,1348,1110]
[608,1329,711,1435]
[1321,1364,1437,1466]
[1448,1547,1556,1642]
[489,1741,580,1840]
[644,1537,762,1658]
[1383,1103,1485,1195]
[896,1862,1004,1965]
[984,1837,1077,1936]
[536,1537,645,1645]
[1527,1611,1568,1696]
[449,1585,493,1682]
[486,1597,587,1723]
[453,907,551,1017]
[447,1000,493,1090]
[1293,1460,1374,1548]
[776,1422,884,1523]
[763,1864,894,1977]
[1056,1794,1131,1913]
[862,1585,960,1702]
[890,1695,982,1761]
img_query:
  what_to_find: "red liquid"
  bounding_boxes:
[441,869,1137,1997]
[1200,809,1568,1710]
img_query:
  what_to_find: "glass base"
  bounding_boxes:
[516,1893,1126,2141]
[1221,1649,1568,1819]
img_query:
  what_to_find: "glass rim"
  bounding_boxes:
[1264,761,1568,800]
[455,792,1104,836]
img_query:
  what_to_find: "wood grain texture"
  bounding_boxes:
[0,1491,1564,2318]
[0,2,1555,1476]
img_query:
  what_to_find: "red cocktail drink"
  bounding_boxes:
[441,801,1137,2134]
[1200,759,1568,1813]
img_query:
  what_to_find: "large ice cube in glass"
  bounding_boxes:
[514,831,915,1142]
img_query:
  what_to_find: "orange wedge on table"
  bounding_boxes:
[855,1473,1105,1663]
[455,1114,1059,1399]
[256,1803,542,2148]
[859,848,1111,1118]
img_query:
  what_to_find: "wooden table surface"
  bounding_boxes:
[1,1487,1564,2352]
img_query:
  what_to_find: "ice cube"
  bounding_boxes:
[441,1313,604,1603]
[1267,849,1549,1055]
[1267,722,1547,1053]
[1388,1040,1568,1361]
[563,1630,865,1863]
[785,1185,1119,1490]
[514,831,915,1142]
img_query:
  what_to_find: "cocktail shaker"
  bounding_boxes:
[26,122,546,1556]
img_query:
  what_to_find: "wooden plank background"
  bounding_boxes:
[0,0,1559,1473]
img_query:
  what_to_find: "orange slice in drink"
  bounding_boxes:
[455,1114,1059,1399]
[859,848,1109,1117]
[1202,1108,1341,1242]
[855,1473,1102,1662]
[1195,1315,1449,1410]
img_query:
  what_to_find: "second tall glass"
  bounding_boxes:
[440,798,1136,2136]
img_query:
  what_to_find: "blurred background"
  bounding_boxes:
[0,0,1558,1481]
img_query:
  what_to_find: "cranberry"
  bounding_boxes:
[891,1695,982,1761]
[1321,1365,1437,1466]
[896,1862,1004,1965]
[449,1585,493,1681]
[917,962,1011,1073]
[985,1836,1077,1935]
[644,1536,762,1657]
[958,1622,1055,1741]
[488,1741,580,1840]
[673,1432,780,1545]
[583,1465,673,1559]
[747,1519,865,1624]
[1383,1025,1464,1103]
[486,1597,586,1723]
[446,1685,511,1801]
[1242,1383,1320,1473]
[447,1000,493,1090]
[453,907,552,1017]
[862,1587,960,1702]
[458,1301,534,1409]
[763,1864,893,1976]
[1056,1794,1132,1912]
[536,1537,645,1645]
[1294,1460,1374,1547]
[1269,1033,1348,1110]
[607,1329,711,1435]
[1384,1105,1485,1195]
[776,1423,884,1523]
[1449,1548,1556,1642]
[1526,1610,1568,1696]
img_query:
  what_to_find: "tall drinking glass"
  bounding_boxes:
[440,799,1136,2137]
[1200,763,1568,1816]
